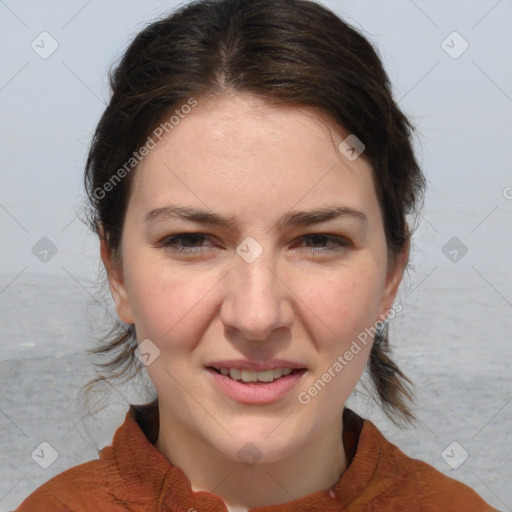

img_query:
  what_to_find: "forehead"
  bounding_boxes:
[129,93,379,224]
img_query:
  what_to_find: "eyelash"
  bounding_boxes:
[156,233,351,254]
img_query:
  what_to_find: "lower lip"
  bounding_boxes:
[205,367,306,404]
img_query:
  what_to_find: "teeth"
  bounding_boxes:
[216,367,297,383]
[255,369,274,382]
[229,368,241,381]
[273,368,283,379]
[240,369,257,382]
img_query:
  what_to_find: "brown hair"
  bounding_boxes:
[81,0,425,425]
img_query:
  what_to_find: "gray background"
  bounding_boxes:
[1,0,511,510]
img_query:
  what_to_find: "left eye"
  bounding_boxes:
[295,234,350,253]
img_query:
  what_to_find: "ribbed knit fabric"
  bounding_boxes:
[15,400,497,511]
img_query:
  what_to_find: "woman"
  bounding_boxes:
[15,0,497,510]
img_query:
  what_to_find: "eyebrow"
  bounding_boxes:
[144,204,367,229]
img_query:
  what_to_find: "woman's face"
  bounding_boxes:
[105,93,405,463]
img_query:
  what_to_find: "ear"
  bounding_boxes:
[377,233,410,323]
[100,234,135,325]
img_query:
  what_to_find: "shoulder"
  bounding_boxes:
[382,453,495,511]
[341,409,498,511]
[13,454,114,512]
[366,419,497,511]
[14,402,162,512]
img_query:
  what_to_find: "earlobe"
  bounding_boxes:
[99,237,135,325]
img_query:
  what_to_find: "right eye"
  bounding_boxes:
[157,233,214,253]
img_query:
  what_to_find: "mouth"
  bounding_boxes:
[205,365,307,404]
[207,366,307,384]
[204,358,308,404]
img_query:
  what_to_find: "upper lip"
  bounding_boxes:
[206,359,307,371]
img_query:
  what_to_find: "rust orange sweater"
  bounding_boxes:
[15,401,497,511]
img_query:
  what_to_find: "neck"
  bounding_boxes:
[155,406,347,510]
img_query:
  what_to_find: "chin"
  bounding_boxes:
[211,424,309,466]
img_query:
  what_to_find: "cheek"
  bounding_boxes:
[126,260,195,340]
[303,264,385,348]
[125,258,214,343]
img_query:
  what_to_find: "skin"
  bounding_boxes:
[101,92,408,511]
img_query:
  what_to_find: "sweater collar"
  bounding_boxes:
[110,399,383,511]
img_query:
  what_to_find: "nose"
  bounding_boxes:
[220,247,294,342]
